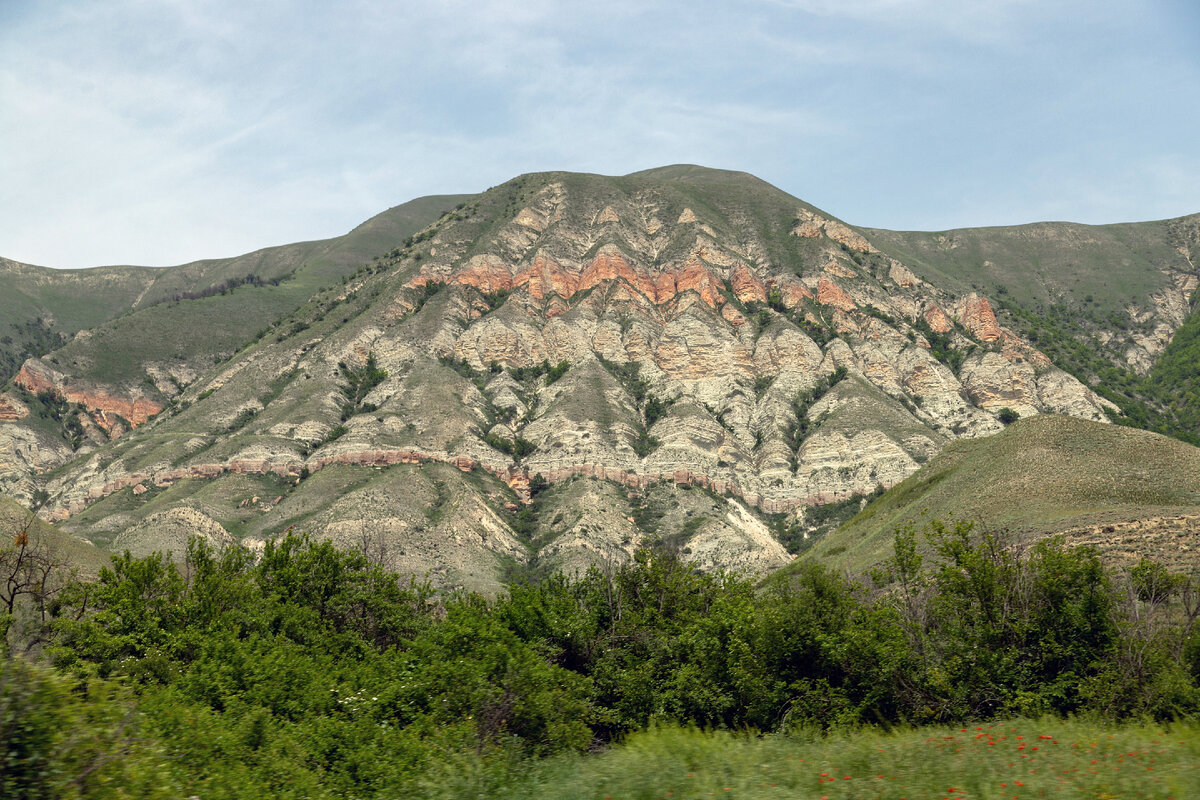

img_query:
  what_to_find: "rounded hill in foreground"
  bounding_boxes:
[799,414,1200,575]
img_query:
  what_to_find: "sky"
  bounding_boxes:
[1,0,1198,269]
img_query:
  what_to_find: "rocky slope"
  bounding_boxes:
[2,166,1196,589]
[0,194,467,500]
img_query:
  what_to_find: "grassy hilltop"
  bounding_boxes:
[799,414,1200,575]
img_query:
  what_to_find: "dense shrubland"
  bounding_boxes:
[2,521,1199,797]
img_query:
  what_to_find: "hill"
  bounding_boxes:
[0,496,109,578]
[799,414,1200,574]
[869,215,1200,442]
[0,194,470,387]
[0,195,468,499]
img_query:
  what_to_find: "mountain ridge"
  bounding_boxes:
[2,166,1197,589]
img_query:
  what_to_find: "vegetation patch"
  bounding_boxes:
[770,484,885,553]
[996,295,1200,446]
[0,318,66,384]
[598,357,671,456]
[496,719,1200,800]
[912,314,973,373]
[337,352,388,421]
[786,366,847,471]
[18,386,89,450]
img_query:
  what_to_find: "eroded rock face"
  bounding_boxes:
[924,304,954,334]
[0,393,29,422]
[792,209,878,253]
[817,277,857,312]
[18,168,1178,589]
[686,499,792,574]
[954,294,1003,343]
[0,424,75,502]
[1036,369,1117,421]
[959,351,1039,413]
[111,507,235,561]
[15,360,163,433]
[1124,272,1200,373]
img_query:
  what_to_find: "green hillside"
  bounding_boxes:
[1,194,471,387]
[798,414,1200,574]
[0,496,109,577]
[0,259,157,382]
[864,214,1199,318]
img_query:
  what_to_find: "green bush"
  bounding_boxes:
[24,524,1200,797]
[0,658,176,799]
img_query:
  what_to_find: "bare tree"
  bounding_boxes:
[1180,566,1200,627]
[1,498,68,651]
[352,518,397,571]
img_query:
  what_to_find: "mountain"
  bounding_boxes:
[1,166,1197,590]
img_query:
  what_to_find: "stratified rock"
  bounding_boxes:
[15,360,163,434]
[112,508,235,561]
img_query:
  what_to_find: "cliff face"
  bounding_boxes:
[15,360,164,433]
[0,393,29,422]
[3,167,1195,589]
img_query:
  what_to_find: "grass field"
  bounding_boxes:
[467,719,1200,800]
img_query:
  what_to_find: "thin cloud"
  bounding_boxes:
[0,0,1196,267]
[763,0,1048,45]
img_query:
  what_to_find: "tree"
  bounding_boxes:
[997,407,1020,425]
[1,499,66,650]
[337,352,388,420]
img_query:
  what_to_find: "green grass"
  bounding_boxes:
[4,193,470,388]
[50,284,302,384]
[437,719,1200,800]
[0,262,154,383]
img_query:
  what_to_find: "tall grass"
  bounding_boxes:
[452,718,1200,800]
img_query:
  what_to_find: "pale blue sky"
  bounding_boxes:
[2,0,1198,268]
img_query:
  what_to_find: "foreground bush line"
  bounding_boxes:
[2,521,1200,797]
